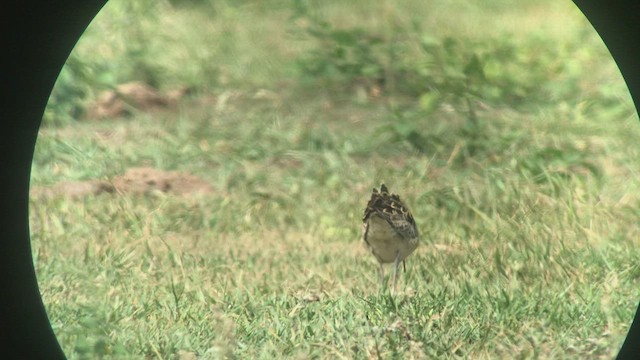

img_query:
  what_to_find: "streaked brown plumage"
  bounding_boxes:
[362,184,419,291]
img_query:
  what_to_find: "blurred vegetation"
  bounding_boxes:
[44,0,633,170]
[46,0,629,125]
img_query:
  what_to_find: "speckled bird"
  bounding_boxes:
[362,184,419,292]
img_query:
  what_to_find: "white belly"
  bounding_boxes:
[364,215,419,263]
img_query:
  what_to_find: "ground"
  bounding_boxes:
[30,0,640,358]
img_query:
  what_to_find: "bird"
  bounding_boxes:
[362,184,419,292]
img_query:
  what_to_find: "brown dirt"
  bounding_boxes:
[31,167,213,199]
[85,82,189,119]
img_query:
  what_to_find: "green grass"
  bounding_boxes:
[31,0,640,358]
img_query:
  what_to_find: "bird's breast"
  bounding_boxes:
[364,215,419,263]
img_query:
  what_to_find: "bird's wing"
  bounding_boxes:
[363,185,418,240]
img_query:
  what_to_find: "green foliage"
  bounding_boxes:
[292,4,619,126]
[291,1,389,90]
[44,58,95,127]
[409,35,556,112]
[293,14,386,87]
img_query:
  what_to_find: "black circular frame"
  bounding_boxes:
[1,0,639,358]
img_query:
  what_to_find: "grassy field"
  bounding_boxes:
[30,0,640,358]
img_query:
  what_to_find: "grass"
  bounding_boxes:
[30,0,640,358]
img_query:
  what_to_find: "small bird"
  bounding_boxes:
[362,184,419,292]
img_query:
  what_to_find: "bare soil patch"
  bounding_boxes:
[32,167,213,199]
[85,82,189,119]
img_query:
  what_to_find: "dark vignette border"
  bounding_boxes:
[0,0,638,358]
[571,0,640,358]
[1,2,108,358]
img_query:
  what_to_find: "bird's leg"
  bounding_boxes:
[378,262,385,290]
[392,251,401,293]
[403,260,406,273]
